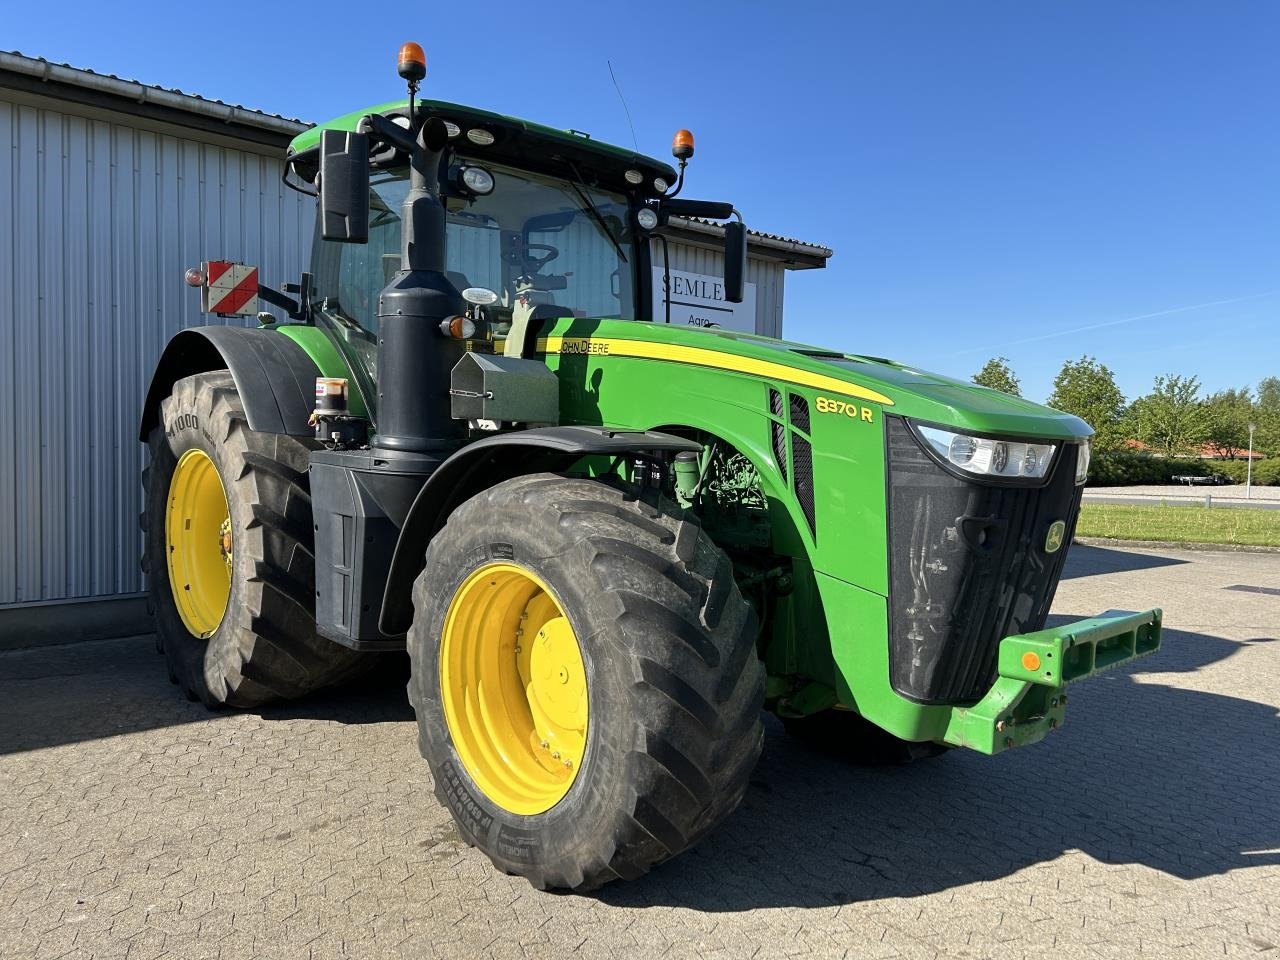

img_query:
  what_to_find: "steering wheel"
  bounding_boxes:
[503,243,559,271]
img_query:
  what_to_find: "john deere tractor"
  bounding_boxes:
[139,43,1161,890]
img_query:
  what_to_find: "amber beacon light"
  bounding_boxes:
[672,128,695,160]
[397,42,427,82]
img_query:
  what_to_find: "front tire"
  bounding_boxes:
[407,474,765,891]
[142,371,366,708]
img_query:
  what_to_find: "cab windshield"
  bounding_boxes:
[310,162,636,382]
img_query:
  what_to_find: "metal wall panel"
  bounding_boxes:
[0,96,313,605]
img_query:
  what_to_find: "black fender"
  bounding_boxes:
[138,327,322,441]
[378,426,702,636]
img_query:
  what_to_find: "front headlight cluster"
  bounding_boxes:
[915,424,1058,481]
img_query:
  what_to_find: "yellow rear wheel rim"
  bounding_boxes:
[165,448,232,638]
[440,562,588,815]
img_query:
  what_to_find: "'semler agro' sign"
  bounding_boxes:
[652,268,757,333]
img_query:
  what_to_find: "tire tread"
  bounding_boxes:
[141,371,366,708]
[406,474,764,892]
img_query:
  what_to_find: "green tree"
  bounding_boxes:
[1256,376,1280,456]
[1130,375,1209,457]
[971,357,1022,396]
[1046,356,1127,451]
[1202,387,1254,458]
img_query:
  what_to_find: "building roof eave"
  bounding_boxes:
[0,51,308,147]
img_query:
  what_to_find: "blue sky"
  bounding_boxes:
[9,1,1277,403]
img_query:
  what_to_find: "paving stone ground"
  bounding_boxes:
[1,543,1277,959]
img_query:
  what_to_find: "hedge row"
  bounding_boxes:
[1085,452,1280,487]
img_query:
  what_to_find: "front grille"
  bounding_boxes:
[885,416,1081,705]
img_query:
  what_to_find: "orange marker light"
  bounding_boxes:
[398,42,427,82]
[672,128,695,160]
[440,315,476,340]
[1021,651,1042,672]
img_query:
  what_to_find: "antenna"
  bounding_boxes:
[607,60,639,152]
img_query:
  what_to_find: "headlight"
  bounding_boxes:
[460,166,495,195]
[636,207,659,230]
[1075,439,1091,485]
[914,423,1058,481]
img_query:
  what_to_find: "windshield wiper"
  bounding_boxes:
[563,158,627,264]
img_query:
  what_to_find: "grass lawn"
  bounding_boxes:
[1076,503,1280,547]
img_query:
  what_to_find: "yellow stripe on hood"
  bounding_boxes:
[535,336,895,407]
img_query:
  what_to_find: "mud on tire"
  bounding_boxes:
[141,371,367,708]
[407,474,766,891]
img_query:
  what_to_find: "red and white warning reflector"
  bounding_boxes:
[198,260,260,316]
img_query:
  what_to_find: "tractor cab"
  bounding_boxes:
[297,127,642,403]
[285,82,745,431]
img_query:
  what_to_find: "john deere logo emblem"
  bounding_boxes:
[1045,520,1066,554]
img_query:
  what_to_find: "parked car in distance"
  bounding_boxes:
[1170,473,1233,486]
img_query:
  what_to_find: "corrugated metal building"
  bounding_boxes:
[0,52,830,643]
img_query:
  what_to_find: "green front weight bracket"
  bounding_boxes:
[943,608,1163,755]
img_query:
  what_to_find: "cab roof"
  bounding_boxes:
[287,98,678,185]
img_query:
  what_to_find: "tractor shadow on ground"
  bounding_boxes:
[595,624,1280,912]
[0,637,415,755]
[1059,542,1189,580]
[260,653,416,724]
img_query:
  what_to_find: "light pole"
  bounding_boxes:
[1247,423,1256,500]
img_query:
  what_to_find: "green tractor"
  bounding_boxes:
[139,43,1161,891]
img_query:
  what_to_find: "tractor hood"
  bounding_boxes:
[536,318,1091,441]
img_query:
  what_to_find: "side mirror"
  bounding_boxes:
[723,220,746,304]
[319,129,370,243]
[658,198,745,303]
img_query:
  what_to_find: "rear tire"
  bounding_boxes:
[407,474,765,891]
[142,371,367,708]
[783,710,950,765]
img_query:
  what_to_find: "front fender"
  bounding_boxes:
[138,326,323,440]
[378,426,700,636]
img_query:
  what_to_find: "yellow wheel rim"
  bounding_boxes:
[440,563,588,815]
[165,448,232,638]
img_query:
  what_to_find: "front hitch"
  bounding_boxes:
[942,609,1162,754]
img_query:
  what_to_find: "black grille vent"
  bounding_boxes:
[789,394,811,434]
[768,390,788,483]
[772,422,788,483]
[885,416,1081,705]
[792,434,817,537]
